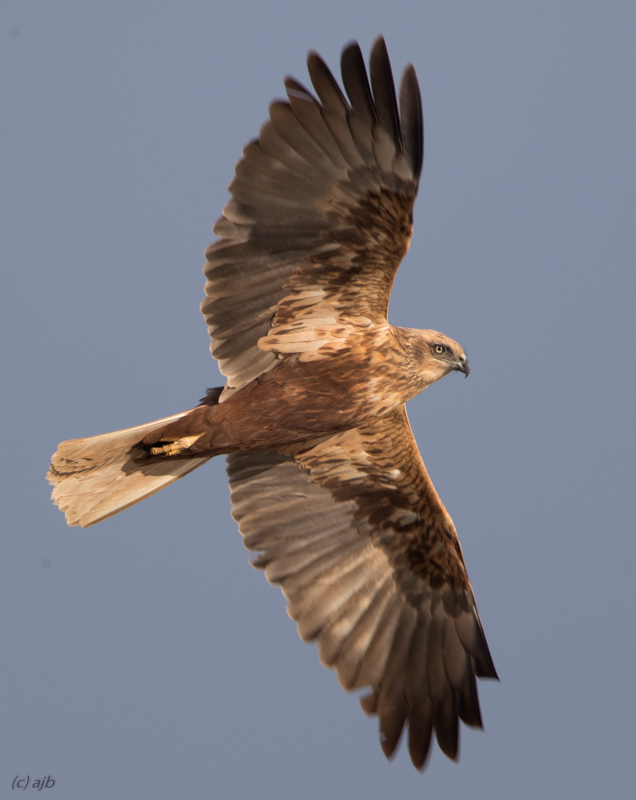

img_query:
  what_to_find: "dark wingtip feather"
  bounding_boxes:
[379,705,406,759]
[307,50,350,112]
[340,41,376,125]
[458,672,484,728]
[408,700,434,770]
[399,64,424,179]
[369,35,403,151]
[434,695,460,760]
[479,659,500,681]
[474,624,499,680]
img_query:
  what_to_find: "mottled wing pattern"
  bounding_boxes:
[202,36,423,398]
[227,407,497,768]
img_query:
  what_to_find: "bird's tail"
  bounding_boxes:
[47,411,211,528]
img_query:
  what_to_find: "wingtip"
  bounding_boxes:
[369,33,389,61]
[341,38,360,56]
[399,63,424,180]
[370,33,387,53]
[475,642,499,681]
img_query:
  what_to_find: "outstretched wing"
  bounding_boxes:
[202,36,423,399]
[227,406,497,769]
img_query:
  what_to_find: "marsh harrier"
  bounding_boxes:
[48,36,497,769]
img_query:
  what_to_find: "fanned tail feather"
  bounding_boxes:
[47,411,210,527]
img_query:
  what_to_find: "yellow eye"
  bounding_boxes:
[434,345,446,354]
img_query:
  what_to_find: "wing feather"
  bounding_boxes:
[340,41,377,127]
[284,78,351,169]
[369,37,403,152]
[334,578,396,691]
[316,559,390,666]
[407,696,435,770]
[376,604,418,757]
[399,64,424,178]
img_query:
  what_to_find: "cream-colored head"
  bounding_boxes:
[398,328,470,393]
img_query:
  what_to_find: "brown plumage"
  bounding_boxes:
[48,36,497,769]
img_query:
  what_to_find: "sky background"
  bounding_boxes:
[2,1,635,798]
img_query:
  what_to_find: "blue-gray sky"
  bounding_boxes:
[2,1,635,798]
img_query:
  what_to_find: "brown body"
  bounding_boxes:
[144,325,459,455]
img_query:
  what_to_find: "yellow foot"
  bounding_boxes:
[149,434,203,456]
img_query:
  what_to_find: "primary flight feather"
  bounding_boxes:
[48,36,497,769]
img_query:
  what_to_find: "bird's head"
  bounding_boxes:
[401,328,470,392]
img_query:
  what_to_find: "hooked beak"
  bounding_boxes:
[453,353,470,377]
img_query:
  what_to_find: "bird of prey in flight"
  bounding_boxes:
[48,36,497,769]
